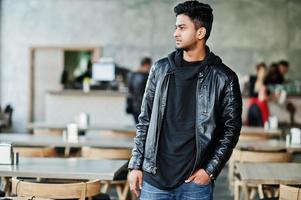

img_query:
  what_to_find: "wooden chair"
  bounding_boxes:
[239,134,276,141]
[13,147,57,157]
[1,147,57,196]
[229,148,291,190]
[33,128,63,136]
[81,147,131,200]
[0,197,52,200]
[231,149,292,200]
[279,185,301,200]
[81,146,131,160]
[95,130,136,139]
[11,177,101,200]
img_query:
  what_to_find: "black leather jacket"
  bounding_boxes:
[128,47,242,180]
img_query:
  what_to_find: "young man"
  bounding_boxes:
[128,1,242,199]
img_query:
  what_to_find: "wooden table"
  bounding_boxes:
[28,122,136,132]
[28,122,136,138]
[0,157,128,195]
[240,126,282,140]
[0,157,128,180]
[236,139,301,153]
[237,163,301,200]
[0,133,134,149]
[229,139,301,198]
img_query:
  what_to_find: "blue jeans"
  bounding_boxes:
[139,180,214,200]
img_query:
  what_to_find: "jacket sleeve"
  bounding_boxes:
[204,72,242,179]
[128,65,157,170]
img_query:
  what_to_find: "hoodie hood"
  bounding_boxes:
[167,46,222,74]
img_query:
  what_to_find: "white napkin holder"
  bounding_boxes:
[66,123,79,142]
[0,143,13,165]
[291,128,301,145]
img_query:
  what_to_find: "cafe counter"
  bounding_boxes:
[45,90,134,127]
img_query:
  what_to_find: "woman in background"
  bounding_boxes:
[247,63,270,126]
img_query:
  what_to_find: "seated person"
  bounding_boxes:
[247,86,270,127]
[248,62,267,97]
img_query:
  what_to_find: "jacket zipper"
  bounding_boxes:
[204,85,208,113]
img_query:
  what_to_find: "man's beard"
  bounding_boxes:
[175,47,188,51]
[175,43,195,51]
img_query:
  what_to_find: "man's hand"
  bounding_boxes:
[129,169,143,197]
[185,169,211,185]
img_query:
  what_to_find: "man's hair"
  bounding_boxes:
[256,62,266,72]
[278,60,289,68]
[174,1,213,41]
[140,57,152,66]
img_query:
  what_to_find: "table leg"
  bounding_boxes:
[64,147,70,157]
[228,157,234,194]
[242,181,249,200]
[234,179,241,200]
[2,177,11,196]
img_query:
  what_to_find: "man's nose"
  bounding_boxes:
[173,30,179,38]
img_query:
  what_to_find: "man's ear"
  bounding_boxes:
[197,27,206,40]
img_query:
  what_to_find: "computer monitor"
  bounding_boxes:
[92,60,115,82]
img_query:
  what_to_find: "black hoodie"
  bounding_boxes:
[143,49,207,190]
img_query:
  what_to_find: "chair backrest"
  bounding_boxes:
[239,134,275,141]
[279,185,301,200]
[11,178,101,200]
[232,149,292,163]
[1,197,52,200]
[81,147,131,160]
[33,128,63,136]
[13,147,57,157]
[96,130,136,138]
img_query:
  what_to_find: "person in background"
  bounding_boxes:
[264,62,283,85]
[74,60,93,83]
[60,69,69,89]
[278,60,290,83]
[248,62,267,97]
[127,57,152,124]
[247,83,270,127]
[247,63,270,127]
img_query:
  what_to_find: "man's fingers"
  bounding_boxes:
[185,174,196,183]
[130,176,141,197]
[130,184,139,197]
[133,189,139,198]
[138,174,143,189]
[130,176,137,191]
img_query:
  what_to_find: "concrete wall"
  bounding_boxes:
[0,0,2,102]
[1,0,301,131]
